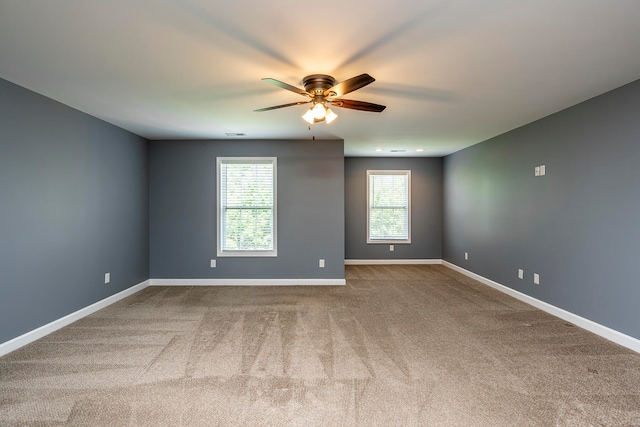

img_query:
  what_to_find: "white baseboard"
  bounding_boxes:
[442,261,640,354]
[6,263,637,357]
[150,278,346,286]
[344,259,443,265]
[0,280,150,357]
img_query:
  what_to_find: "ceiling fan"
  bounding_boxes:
[254,73,386,124]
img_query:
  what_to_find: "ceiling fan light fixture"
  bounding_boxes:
[312,103,326,120]
[302,108,315,124]
[325,108,337,124]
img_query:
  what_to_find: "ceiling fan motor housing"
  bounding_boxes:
[302,74,336,96]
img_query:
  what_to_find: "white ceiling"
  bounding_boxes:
[1,1,639,156]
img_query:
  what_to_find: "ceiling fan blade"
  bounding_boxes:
[262,78,309,96]
[324,74,375,97]
[254,101,311,112]
[331,99,386,112]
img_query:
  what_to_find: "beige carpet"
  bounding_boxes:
[1,265,640,426]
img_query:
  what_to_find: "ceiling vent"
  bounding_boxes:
[389,149,406,153]
[225,133,246,137]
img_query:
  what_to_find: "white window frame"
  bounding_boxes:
[217,157,277,257]
[366,170,411,244]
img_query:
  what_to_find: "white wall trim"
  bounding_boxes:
[150,278,346,286]
[7,262,637,357]
[0,280,150,357]
[344,259,443,265]
[442,261,640,354]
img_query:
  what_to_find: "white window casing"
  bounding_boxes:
[217,157,277,257]
[367,170,411,244]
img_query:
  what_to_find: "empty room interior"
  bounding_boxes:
[1,1,640,425]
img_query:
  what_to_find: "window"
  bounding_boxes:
[217,157,277,257]
[367,170,411,244]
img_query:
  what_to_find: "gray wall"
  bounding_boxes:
[443,79,640,340]
[345,157,442,260]
[150,139,345,279]
[0,78,149,344]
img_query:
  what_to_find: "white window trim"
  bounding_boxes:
[366,169,411,244]
[217,157,277,257]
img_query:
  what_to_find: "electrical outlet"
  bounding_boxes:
[104,273,110,284]
[518,269,523,279]
[533,273,540,285]
[319,259,325,268]
[535,166,540,176]
[210,259,216,268]
[389,245,394,252]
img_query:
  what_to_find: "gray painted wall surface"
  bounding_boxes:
[0,78,149,343]
[443,79,640,339]
[150,139,345,279]
[345,157,443,260]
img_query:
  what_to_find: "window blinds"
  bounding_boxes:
[368,172,410,241]
[220,160,274,252]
